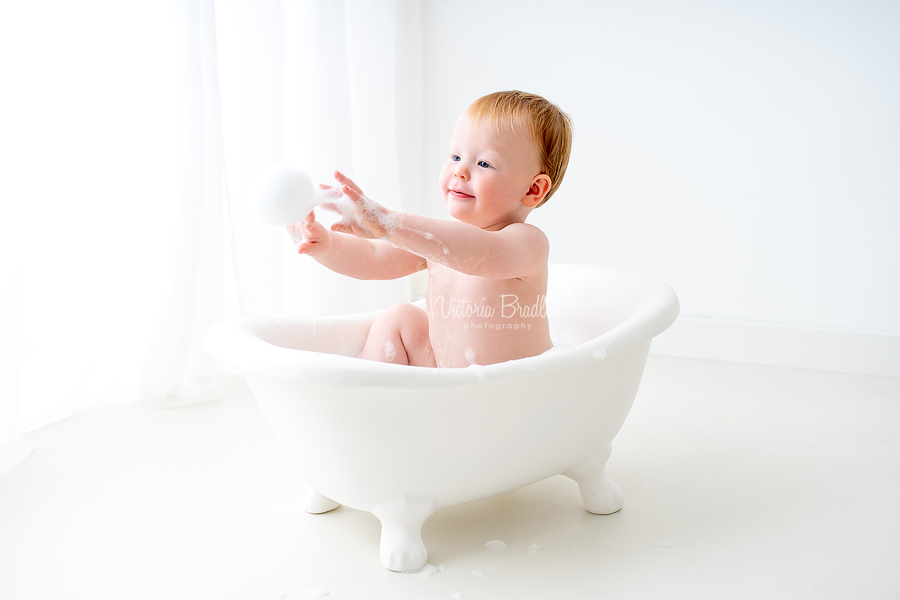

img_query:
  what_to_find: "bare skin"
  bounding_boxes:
[290,114,554,368]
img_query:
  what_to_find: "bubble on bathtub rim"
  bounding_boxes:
[526,542,542,554]
[591,347,607,360]
[419,564,439,578]
[485,539,506,551]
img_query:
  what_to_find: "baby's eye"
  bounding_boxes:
[451,154,460,162]
[477,160,491,169]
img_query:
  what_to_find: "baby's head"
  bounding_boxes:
[465,91,573,207]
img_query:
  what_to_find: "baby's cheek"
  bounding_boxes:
[438,165,452,189]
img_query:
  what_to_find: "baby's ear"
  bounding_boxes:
[523,174,552,207]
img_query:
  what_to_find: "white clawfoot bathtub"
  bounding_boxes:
[203,264,679,572]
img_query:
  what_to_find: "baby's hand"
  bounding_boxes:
[323,170,395,239]
[287,209,330,256]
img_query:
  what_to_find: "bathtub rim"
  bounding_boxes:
[203,263,679,389]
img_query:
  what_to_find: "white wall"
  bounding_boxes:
[417,0,900,376]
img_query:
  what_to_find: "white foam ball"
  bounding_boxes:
[252,164,316,225]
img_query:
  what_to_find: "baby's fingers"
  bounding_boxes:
[293,211,316,232]
[319,201,343,215]
[330,222,350,235]
[331,221,369,239]
[331,219,384,240]
[333,170,364,195]
[341,185,363,202]
[316,183,344,201]
[286,224,306,251]
[288,213,324,253]
[297,237,317,254]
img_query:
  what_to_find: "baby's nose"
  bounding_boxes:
[454,165,469,180]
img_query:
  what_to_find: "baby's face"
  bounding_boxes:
[439,113,543,230]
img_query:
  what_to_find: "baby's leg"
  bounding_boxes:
[360,303,435,367]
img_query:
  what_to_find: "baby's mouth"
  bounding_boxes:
[449,188,474,199]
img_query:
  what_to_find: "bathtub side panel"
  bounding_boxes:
[242,341,651,511]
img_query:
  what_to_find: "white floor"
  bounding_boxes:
[2,356,899,600]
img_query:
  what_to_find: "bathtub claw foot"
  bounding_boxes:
[304,488,341,514]
[371,495,436,572]
[564,445,625,515]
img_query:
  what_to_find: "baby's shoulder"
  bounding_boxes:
[500,221,547,238]
[500,221,549,249]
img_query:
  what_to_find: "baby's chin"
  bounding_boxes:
[445,200,479,225]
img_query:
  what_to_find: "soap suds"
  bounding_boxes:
[419,564,439,578]
[288,226,307,249]
[384,340,397,362]
[312,184,345,204]
[323,193,403,238]
[421,231,451,255]
[526,543,542,555]
[464,348,477,365]
[485,539,506,551]
[254,164,315,225]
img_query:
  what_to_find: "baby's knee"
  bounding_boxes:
[366,303,433,367]
[379,302,421,322]
[384,303,428,335]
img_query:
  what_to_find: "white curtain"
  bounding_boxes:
[281,0,421,317]
[0,0,422,475]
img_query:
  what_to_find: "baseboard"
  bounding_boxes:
[650,316,900,379]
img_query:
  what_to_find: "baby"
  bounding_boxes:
[291,90,573,368]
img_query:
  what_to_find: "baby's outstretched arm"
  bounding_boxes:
[289,183,423,280]
[331,172,548,280]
